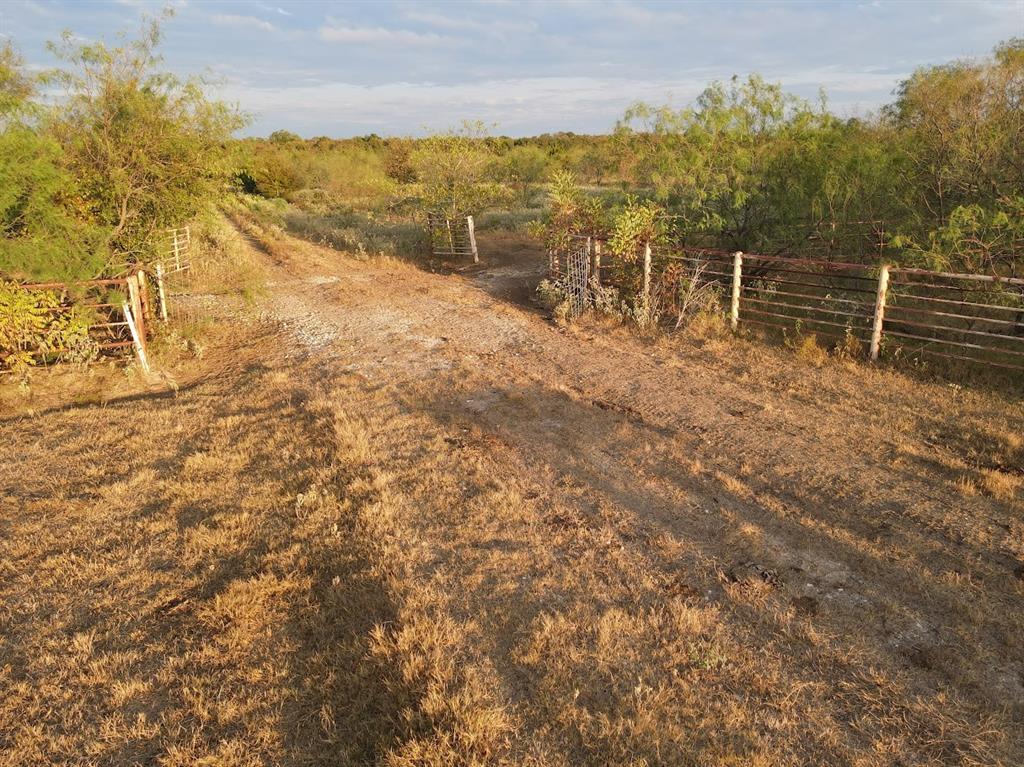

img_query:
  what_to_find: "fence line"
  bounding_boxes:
[555,236,1024,376]
[5,226,194,372]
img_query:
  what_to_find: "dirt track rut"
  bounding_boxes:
[249,227,1024,728]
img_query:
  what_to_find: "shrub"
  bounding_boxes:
[0,281,97,376]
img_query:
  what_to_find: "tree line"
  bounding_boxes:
[240,39,1023,276]
[3,21,1021,282]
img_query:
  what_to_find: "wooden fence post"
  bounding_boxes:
[593,240,602,284]
[467,215,479,263]
[731,251,743,331]
[126,273,148,361]
[870,264,890,361]
[156,264,169,321]
[641,241,652,324]
[137,270,151,320]
[445,217,455,256]
[127,274,144,330]
[122,302,150,373]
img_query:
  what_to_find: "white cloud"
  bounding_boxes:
[318,19,448,46]
[211,13,275,33]
[400,8,537,35]
[216,65,918,137]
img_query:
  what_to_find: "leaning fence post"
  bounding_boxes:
[127,273,144,330]
[730,251,743,331]
[156,263,169,321]
[467,215,479,263]
[122,302,150,373]
[870,264,890,361]
[127,274,148,361]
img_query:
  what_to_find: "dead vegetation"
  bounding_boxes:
[1,223,1023,766]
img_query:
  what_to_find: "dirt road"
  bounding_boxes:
[2,223,1022,765]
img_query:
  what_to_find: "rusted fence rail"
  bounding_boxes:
[10,275,146,370]
[556,236,1024,376]
[3,226,195,374]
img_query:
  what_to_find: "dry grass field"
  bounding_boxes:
[1,220,1022,766]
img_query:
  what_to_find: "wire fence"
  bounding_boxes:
[556,237,1024,376]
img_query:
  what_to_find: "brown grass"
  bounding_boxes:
[2,219,1023,766]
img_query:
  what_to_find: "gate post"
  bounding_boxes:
[730,252,743,331]
[641,241,652,324]
[467,215,479,263]
[122,302,150,373]
[870,265,890,361]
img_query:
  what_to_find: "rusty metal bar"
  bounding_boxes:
[883,316,1024,344]
[739,316,870,344]
[891,267,1024,287]
[885,302,1024,327]
[882,329,1024,358]
[740,295,872,322]
[741,305,870,334]
[739,285,873,308]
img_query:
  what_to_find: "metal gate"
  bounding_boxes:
[565,242,591,319]
[426,213,479,263]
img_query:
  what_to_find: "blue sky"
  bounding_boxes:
[1,0,1021,137]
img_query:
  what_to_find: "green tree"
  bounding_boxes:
[47,17,245,267]
[887,39,1024,272]
[501,144,549,207]
[411,121,507,217]
[0,43,106,281]
[617,75,835,252]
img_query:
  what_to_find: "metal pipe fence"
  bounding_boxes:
[556,236,1024,377]
[4,227,196,373]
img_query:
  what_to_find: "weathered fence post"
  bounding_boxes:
[127,273,148,362]
[155,264,169,321]
[642,241,652,321]
[122,302,150,373]
[467,215,479,263]
[593,240,602,284]
[127,273,144,331]
[870,264,890,361]
[731,251,743,331]
[137,270,152,320]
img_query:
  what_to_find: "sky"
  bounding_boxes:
[1,0,1022,137]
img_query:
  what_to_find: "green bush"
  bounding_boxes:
[0,281,97,376]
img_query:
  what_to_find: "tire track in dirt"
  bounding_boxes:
[234,223,1024,760]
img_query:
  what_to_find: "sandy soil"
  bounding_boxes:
[2,221,1022,766]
